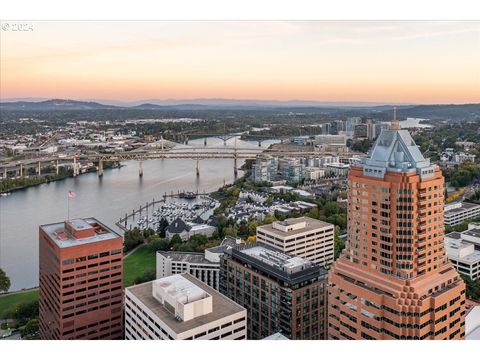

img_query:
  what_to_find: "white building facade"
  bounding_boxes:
[125,273,247,340]
[256,216,335,267]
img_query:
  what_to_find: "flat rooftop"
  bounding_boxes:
[155,274,209,305]
[258,216,333,237]
[445,202,480,215]
[445,239,480,264]
[225,244,326,285]
[126,273,245,334]
[445,232,462,240]
[241,246,311,272]
[40,217,120,248]
[158,251,214,265]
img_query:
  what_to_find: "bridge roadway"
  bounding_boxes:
[0,146,364,178]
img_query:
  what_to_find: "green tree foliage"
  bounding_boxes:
[461,274,480,300]
[21,319,39,339]
[169,234,183,248]
[11,300,39,326]
[133,270,156,285]
[156,218,169,238]
[333,226,345,260]
[0,268,11,292]
[124,228,145,252]
[147,238,171,252]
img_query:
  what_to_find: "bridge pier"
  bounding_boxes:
[204,138,207,146]
[20,163,23,177]
[196,159,200,177]
[56,160,59,175]
[3,167,6,179]
[185,136,189,145]
[73,157,78,177]
[98,160,104,177]
[258,140,262,147]
[38,161,41,176]
[224,139,227,146]
[139,161,143,177]
[234,157,238,176]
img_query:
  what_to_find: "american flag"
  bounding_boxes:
[68,190,76,199]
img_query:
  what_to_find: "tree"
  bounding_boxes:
[157,218,169,238]
[333,226,345,260]
[11,300,39,326]
[133,270,156,285]
[148,238,171,252]
[263,214,276,225]
[21,319,39,339]
[0,268,11,292]
[170,234,183,248]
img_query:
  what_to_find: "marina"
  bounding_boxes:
[117,192,219,231]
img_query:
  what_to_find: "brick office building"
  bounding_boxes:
[39,218,124,339]
[328,119,466,340]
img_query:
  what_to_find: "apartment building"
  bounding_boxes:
[220,244,328,340]
[256,216,335,267]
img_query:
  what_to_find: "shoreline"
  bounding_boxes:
[0,162,123,194]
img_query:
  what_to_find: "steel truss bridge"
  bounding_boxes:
[0,146,363,179]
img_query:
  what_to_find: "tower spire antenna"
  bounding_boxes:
[391,105,400,130]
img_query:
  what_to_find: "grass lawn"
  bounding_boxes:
[123,244,156,288]
[0,289,39,319]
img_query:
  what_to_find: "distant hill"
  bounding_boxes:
[0,99,478,121]
[396,104,480,121]
[131,103,208,110]
[0,99,119,111]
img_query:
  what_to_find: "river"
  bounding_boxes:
[0,136,277,291]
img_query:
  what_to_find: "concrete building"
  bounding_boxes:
[314,135,347,146]
[252,156,278,184]
[444,202,480,226]
[220,244,328,339]
[256,217,335,267]
[466,306,480,340]
[156,237,241,290]
[329,120,466,340]
[278,158,303,183]
[353,124,368,138]
[125,273,247,340]
[39,218,124,340]
[445,234,480,280]
[445,224,480,280]
[325,163,350,177]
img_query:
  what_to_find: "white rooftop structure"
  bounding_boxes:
[152,274,212,322]
[263,332,290,340]
[466,306,480,340]
[241,246,311,274]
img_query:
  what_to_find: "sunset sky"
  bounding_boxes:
[1,21,479,104]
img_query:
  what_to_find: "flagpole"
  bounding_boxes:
[67,192,70,220]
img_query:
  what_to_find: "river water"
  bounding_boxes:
[0,136,276,291]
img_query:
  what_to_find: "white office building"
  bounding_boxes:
[445,224,480,280]
[125,273,247,340]
[156,237,241,290]
[444,202,480,226]
[256,216,335,267]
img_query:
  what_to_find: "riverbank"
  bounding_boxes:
[0,162,122,194]
[0,289,39,319]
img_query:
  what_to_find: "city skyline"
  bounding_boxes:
[1,21,479,104]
